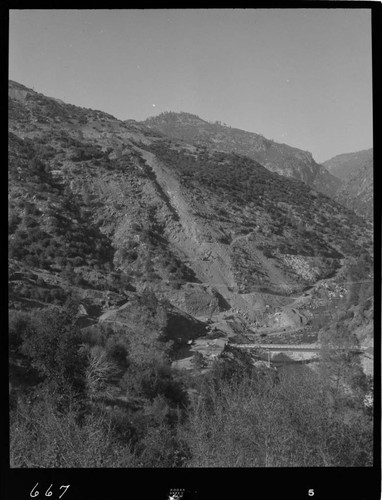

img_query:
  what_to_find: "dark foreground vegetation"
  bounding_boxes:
[9,297,372,468]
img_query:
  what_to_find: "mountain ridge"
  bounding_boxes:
[322,148,373,219]
[142,111,341,197]
[322,148,373,179]
[10,82,367,219]
[8,80,372,305]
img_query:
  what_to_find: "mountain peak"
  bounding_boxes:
[144,111,208,127]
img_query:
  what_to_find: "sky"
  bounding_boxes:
[9,9,373,162]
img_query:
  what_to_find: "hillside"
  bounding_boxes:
[8,81,374,467]
[143,111,341,197]
[323,149,373,220]
[323,148,373,179]
[9,82,372,309]
[143,113,374,221]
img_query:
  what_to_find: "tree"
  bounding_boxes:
[21,306,85,393]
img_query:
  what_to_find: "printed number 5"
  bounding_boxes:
[308,489,314,496]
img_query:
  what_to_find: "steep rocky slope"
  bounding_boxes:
[323,149,373,220]
[8,80,373,355]
[143,111,341,197]
[335,158,373,220]
[323,148,373,179]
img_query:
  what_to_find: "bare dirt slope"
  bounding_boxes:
[138,148,236,290]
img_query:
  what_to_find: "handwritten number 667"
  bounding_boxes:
[30,483,70,499]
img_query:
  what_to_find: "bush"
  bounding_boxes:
[106,339,128,368]
[82,345,119,401]
[191,352,207,369]
[9,310,31,350]
[138,415,188,467]
[181,364,373,467]
[8,212,20,234]
[263,248,273,258]
[122,362,188,408]
[10,390,137,467]
[21,306,85,393]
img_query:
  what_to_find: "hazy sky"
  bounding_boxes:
[9,9,372,162]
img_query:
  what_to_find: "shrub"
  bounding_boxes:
[138,415,188,467]
[262,247,273,258]
[10,391,137,467]
[182,364,373,467]
[122,362,188,408]
[106,339,128,368]
[8,212,20,234]
[9,310,31,350]
[191,352,207,369]
[81,345,118,401]
[21,306,85,393]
